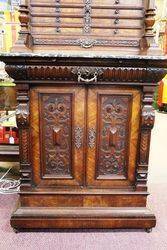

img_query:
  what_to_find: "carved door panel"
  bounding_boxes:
[30,86,85,187]
[86,86,141,188]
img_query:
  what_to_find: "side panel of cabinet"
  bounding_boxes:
[86,86,141,188]
[30,86,85,187]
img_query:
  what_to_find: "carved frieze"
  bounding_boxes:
[33,38,140,48]
[5,64,167,83]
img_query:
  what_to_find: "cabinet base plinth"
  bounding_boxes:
[11,207,156,231]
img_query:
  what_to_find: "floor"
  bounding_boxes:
[0,184,167,250]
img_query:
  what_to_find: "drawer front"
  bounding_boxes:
[31,0,144,7]
[30,0,144,49]
[30,86,85,187]
[86,87,141,188]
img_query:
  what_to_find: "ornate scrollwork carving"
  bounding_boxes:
[33,38,140,48]
[97,95,129,176]
[16,103,29,128]
[74,127,83,149]
[41,93,72,176]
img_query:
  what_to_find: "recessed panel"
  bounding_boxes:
[40,93,73,178]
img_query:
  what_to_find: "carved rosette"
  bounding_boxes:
[136,86,155,191]
[16,85,31,189]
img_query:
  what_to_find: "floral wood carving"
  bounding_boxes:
[41,93,72,176]
[97,95,130,176]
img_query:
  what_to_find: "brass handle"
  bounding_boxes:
[108,128,117,147]
[78,72,98,83]
[53,126,61,146]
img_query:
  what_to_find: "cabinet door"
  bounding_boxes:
[86,87,141,188]
[30,86,85,187]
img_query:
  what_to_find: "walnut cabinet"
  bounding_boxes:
[31,86,140,189]
[0,0,167,232]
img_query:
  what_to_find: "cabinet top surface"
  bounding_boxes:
[1,51,167,61]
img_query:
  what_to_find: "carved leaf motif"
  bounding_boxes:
[41,94,72,176]
[97,95,130,176]
[16,103,29,128]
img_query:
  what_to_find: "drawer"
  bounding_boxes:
[31,8,144,20]
[31,7,84,15]
[31,0,144,7]
[32,26,142,37]
[92,9,144,18]
[31,17,143,28]
[92,18,143,28]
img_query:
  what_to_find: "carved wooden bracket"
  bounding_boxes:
[16,103,29,128]
[141,105,155,129]
[136,86,155,191]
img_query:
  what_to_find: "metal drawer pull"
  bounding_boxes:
[78,71,98,83]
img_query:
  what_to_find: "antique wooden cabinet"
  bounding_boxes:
[0,0,167,232]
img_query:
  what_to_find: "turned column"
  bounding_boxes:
[11,0,32,52]
[142,0,162,55]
